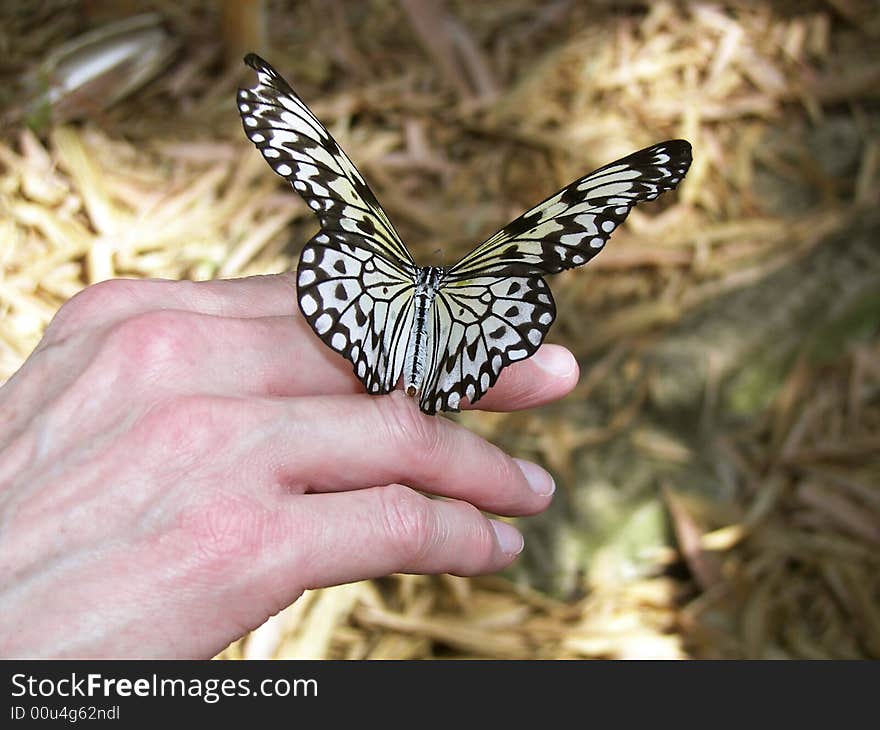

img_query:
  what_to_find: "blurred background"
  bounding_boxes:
[1,0,878,659]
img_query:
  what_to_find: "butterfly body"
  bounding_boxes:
[404,266,445,398]
[239,54,692,415]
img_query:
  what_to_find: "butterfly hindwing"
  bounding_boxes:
[418,274,556,414]
[297,232,416,395]
[447,140,692,280]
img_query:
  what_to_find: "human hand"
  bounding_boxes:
[0,274,578,658]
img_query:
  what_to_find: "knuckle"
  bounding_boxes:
[104,309,199,370]
[47,279,138,338]
[377,484,436,565]
[380,392,446,471]
[453,501,496,567]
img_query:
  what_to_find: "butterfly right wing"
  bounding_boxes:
[447,140,692,279]
[417,273,556,415]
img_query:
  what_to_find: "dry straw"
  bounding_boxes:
[1,1,877,658]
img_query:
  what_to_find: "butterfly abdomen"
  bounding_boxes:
[404,267,445,397]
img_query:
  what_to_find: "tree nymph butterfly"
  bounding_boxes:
[238,54,692,415]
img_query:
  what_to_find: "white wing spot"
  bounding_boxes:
[528,329,542,345]
[571,254,585,264]
[250,133,264,143]
[480,372,490,391]
[331,332,347,350]
[300,293,318,315]
[615,206,629,215]
[508,349,528,361]
[601,220,616,232]
[298,270,316,286]
[264,148,280,158]
[590,237,605,248]
[315,313,333,334]
[277,164,293,176]
[245,116,258,127]
[538,312,552,325]
[301,247,316,263]
[447,392,461,410]
[308,200,321,210]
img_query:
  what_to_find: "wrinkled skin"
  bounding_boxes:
[0,274,577,658]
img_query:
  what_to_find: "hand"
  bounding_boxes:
[0,274,578,658]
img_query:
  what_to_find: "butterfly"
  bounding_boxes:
[238,54,692,415]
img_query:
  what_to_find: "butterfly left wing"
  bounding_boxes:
[239,54,422,397]
[446,140,692,280]
[297,231,417,396]
[417,273,555,414]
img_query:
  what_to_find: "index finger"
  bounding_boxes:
[43,273,299,345]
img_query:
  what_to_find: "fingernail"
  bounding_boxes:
[531,345,577,377]
[490,520,524,555]
[515,458,556,496]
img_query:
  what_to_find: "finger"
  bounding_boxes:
[225,329,576,407]
[42,273,298,345]
[465,344,579,412]
[258,391,555,516]
[277,484,526,589]
[94,309,361,398]
[56,303,577,410]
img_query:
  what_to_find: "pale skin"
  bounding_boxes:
[0,273,578,658]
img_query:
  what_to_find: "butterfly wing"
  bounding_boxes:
[418,141,692,414]
[418,274,555,415]
[297,232,416,395]
[238,54,414,267]
[446,140,692,280]
[239,54,418,395]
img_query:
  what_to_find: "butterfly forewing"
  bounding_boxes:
[447,140,692,280]
[237,53,415,267]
